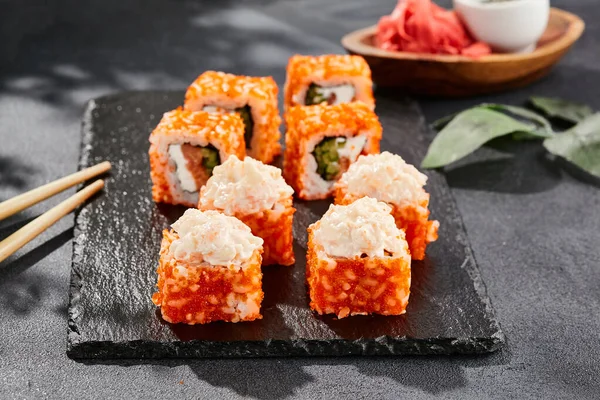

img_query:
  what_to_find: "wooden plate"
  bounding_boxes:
[341,8,584,97]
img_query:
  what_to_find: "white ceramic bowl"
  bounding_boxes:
[453,0,550,54]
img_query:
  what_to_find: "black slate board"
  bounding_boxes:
[67,91,504,358]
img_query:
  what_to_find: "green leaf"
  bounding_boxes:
[543,113,600,178]
[421,108,537,169]
[482,104,554,139]
[530,96,594,124]
[431,103,554,139]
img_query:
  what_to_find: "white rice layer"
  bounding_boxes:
[168,144,199,193]
[291,75,373,109]
[302,133,367,199]
[150,126,234,206]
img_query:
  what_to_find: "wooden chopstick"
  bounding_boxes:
[0,179,105,264]
[0,161,111,221]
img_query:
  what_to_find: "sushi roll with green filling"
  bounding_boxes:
[234,105,254,146]
[284,54,375,110]
[283,102,382,200]
[184,71,282,164]
[313,137,354,181]
[149,108,246,207]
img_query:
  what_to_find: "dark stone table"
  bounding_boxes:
[1,0,598,398]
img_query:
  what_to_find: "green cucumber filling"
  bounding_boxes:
[235,105,254,149]
[304,83,355,106]
[312,137,347,181]
[200,145,220,175]
[305,83,328,106]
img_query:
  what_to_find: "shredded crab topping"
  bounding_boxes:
[311,197,408,259]
[337,152,429,206]
[169,209,263,268]
[200,156,294,214]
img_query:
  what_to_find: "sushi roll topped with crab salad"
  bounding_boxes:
[200,156,293,215]
[152,209,265,325]
[199,156,296,266]
[307,197,412,318]
[334,152,439,260]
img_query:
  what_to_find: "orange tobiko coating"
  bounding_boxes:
[306,224,411,318]
[152,229,264,325]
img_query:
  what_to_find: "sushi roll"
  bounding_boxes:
[148,108,245,207]
[283,102,382,200]
[284,54,375,110]
[184,71,282,164]
[152,209,264,324]
[334,152,439,260]
[306,197,411,318]
[199,155,296,266]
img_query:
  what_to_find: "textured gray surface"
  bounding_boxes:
[68,91,502,358]
[0,0,599,398]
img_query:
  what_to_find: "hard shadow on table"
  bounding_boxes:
[155,203,188,225]
[0,216,36,239]
[185,349,505,397]
[443,138,563,194]
[0,156,37,193]
[185,359,314,400]
[80,357,315,400]
[0,227,73,280]
[0,0,340,117]
[349,346,511,395]
[78,347,511,398]
[0,227,73,315]
[262,262,307,308]
[548,154,600,189]
[378,61,600,115]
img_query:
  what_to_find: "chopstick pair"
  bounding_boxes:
[0,162,111,263]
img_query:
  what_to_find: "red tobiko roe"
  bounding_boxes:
[376,0,492,58]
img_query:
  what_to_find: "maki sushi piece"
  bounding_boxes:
[149,108,245,207]
[334,152,439,260]
[184,71,282,164]
[152,209,264,324]
[199,155,296,266]
[306,197,411,318]
[283,102,381,200]
[284,54,375,110]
